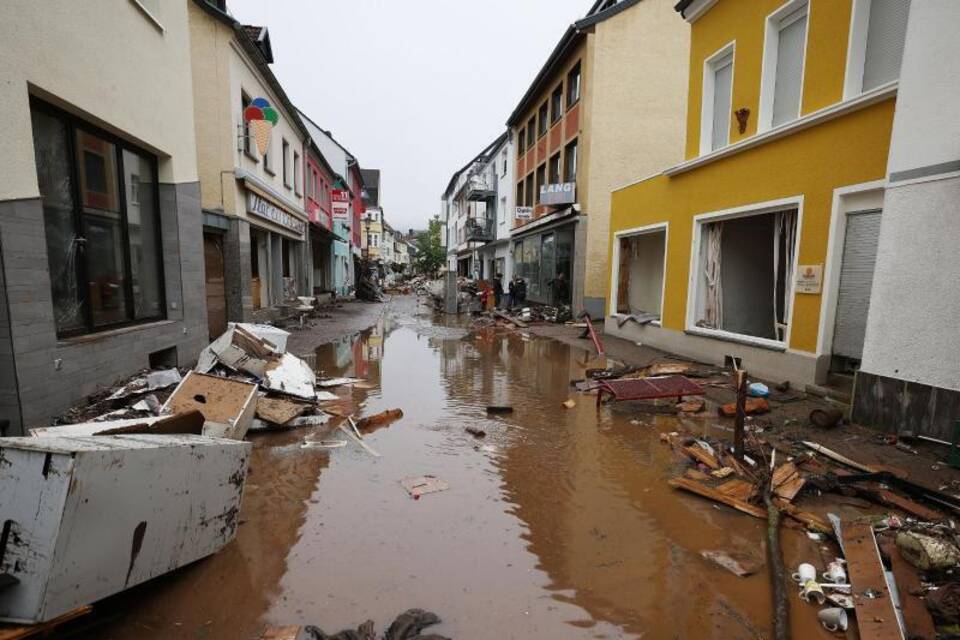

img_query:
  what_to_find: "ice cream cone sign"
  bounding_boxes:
[243,97,279,156]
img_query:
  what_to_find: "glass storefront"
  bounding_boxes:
[512,224,574,306]
[31,101,165,337]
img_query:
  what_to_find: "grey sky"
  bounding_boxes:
[227,0,590,233]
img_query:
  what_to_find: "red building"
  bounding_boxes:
[304,140,340,293]
[349,163,365,249]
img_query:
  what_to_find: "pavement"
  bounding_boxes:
[285,299,388,357]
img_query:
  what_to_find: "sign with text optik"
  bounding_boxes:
[515,206,534,220]
[247,192,305,236]
[331,189,350,220]
[539,182,576,206]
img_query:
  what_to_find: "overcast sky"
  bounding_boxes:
[227,0,590,233]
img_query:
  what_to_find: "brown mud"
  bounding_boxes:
[74,296,863,639]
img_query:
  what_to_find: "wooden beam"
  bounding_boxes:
[842,522,905,640]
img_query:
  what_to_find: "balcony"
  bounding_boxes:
[464,174,496,201]
[461,217,494,244]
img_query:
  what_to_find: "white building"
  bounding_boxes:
[442,132,511,282]
[854,0,960,439]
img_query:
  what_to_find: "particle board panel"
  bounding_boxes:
[841,522,905,640]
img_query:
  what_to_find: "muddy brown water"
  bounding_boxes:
[78,297,841,639]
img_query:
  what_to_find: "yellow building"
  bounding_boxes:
[606,0,910,388]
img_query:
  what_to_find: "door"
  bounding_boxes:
[203,233,227,339]
[832,210,882,364]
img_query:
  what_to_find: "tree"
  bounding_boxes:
[414,215,446,277]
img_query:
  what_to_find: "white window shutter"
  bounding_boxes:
[711,55,733,151]
[772,8,807,127]
[863,0,911,90]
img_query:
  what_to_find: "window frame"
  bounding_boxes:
[700,42,736,156]
[566,61,582,110]
[293,149,302,195]
[526,117,536,149]
[843,0,909,99]
[758,0,810,132]
[517,129,526,156]
[550,83,564,123]
[548,152,562,185]
[563,138,578,183]
[609,222,669,322]
[535,163,547,205]
[537,101,549,138]
[30,97,167,339]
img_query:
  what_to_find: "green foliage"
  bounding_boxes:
[414,216,446,277]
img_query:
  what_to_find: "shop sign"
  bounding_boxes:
[515,206,534,220]
[331,189,350,220]
[539,182,576,206]
[247,192,305,235]
[795,264,823,294]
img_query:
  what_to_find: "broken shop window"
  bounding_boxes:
[615,228,666,326]
[693,209,797,343]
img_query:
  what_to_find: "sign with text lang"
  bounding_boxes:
[331,189,350,220]
[795,264,823,294]
[247,192,305,236]
[539,182,576,206]
[515,206,534,220]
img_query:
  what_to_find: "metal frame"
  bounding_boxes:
[30,97,167,339]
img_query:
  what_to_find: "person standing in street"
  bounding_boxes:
[493,273,504,309]
[507,278,517,309]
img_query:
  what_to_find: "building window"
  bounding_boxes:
[517,129,526,155]
[549,152,561,185]
[526,117,535,149]
[293,151,302,195]
[516,181,524,208]
[566,62,581,109]
[845,0,911,97]
[537,102,548,138]
[551,84,563,123]
[524,173,534,207]
[501,150,508,177]
[30,101,165,338]
[760,2,808,130]
[612,226,667,321]
[241,92,254,158]
[282,139,290,186]
[263,139,273,173]
[535,164,546,204]
[564,139,578,183]
[691,207,798,344]
[701,45,734,154]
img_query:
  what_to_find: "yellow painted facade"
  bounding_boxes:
[607,0,898,383]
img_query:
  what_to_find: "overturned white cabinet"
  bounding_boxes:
[0,435,251,624]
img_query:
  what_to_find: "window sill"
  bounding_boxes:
[566,99,580,112]
[611,313,662,328]
[243,149,260,164]
[264,166,276,177]
[684,326,787,352]
[58,319,176,346]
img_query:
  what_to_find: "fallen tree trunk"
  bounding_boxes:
[764,484,790,640]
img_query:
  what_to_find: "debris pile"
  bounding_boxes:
[262,609,449,640]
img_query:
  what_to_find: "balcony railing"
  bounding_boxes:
[465,174,496,201]
[461,217,494,244]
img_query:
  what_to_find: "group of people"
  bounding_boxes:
[491,273,527,310]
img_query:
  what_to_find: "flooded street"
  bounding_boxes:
[83,296,835,639]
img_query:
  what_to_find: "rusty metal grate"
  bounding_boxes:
[596,376,704,404]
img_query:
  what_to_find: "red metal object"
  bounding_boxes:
[595,376,704,406]
[580,314,605,357]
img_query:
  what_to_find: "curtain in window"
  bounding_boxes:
[702,222,723,329]
[773,211,798,341]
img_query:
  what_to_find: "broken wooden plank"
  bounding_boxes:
[668,477,767,519]
[701,550,763,577]
[842,522,906,640]
[163,371,258,440]
[685,468,711,481]
[256,397,309,426]
[684,445,721,470]
[493,309,527,329]
[803,441,877,473]
[717,479,756,502]
[356,408,403,431]
[878,537,937,640]
[0,606,92,640]
[772,462,806,502]
[774,500,832,534]
[860,485,945,521]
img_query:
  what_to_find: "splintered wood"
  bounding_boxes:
[771,462,805,502]
[842,522,906,640]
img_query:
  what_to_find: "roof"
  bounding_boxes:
[192,1,309,141]
[506,0,649,126]
[442,131,509,199]
[674,0,695,16]
[242,25,273,63]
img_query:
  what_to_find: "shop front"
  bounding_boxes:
[243,188,308,313]
[511,216,576,307]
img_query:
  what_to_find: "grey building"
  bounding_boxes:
[0,0,209,435]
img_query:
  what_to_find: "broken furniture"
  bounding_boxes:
[595,375,704,407]
[0,435,250,624]
[162,371,258,440]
